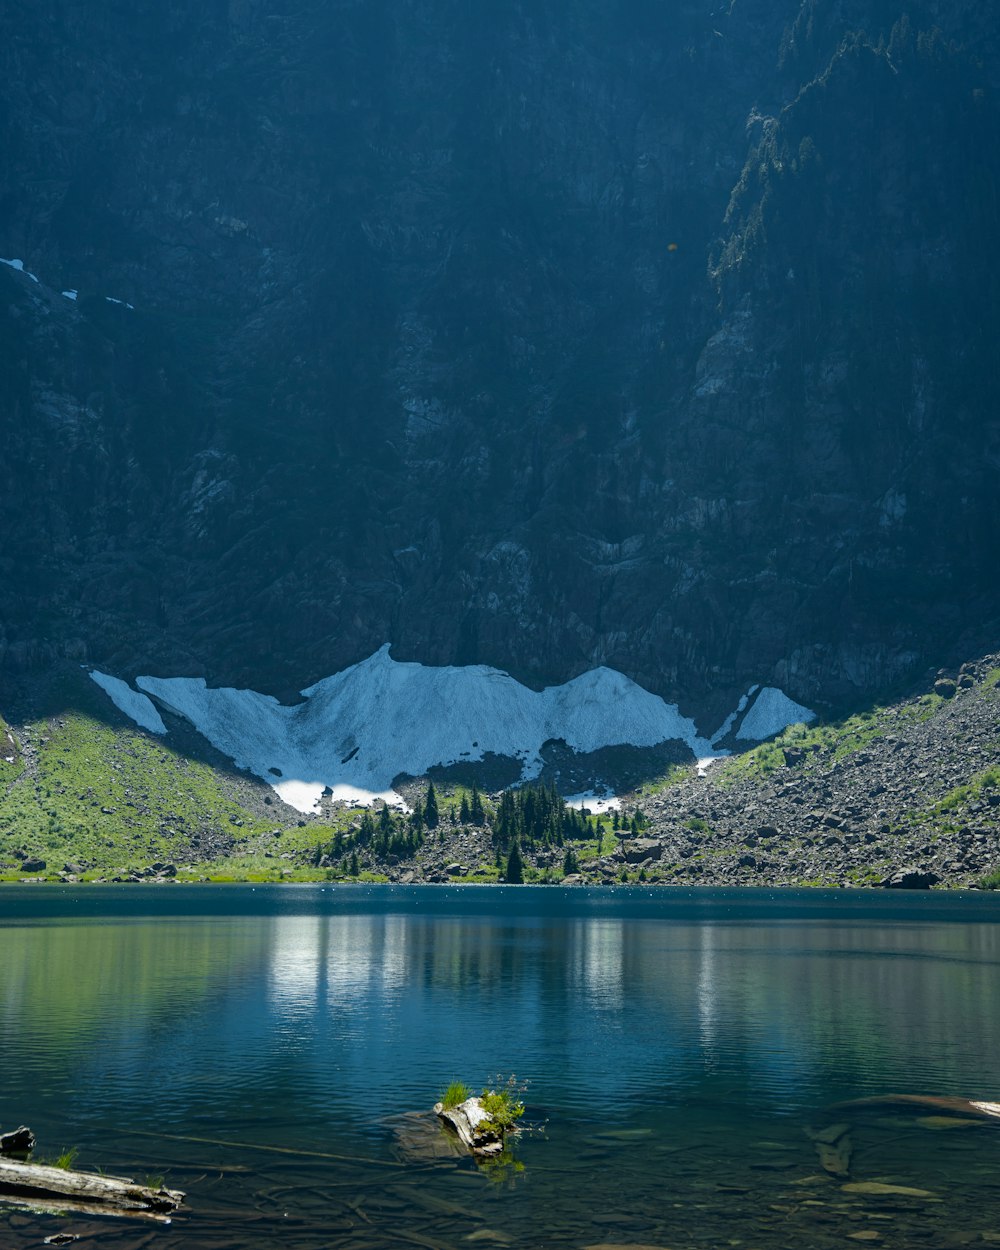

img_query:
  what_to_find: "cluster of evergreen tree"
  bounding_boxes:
[611,807,648,834]
[356,797,429,859]
[491,782,600,853]
[316,779,645,876]
[458,784,486,825]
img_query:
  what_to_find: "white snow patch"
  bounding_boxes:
[90,671,167,735]
[696,756,726,777]
[132,647,719,814]
[1,257,39,282]
[709,688,752,745]
[84,649,817,813]
[736,687,815,741]
[61,290,78,301]
[564,791,621,814]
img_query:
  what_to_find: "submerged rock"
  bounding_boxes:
[842,1182,936,1198]
[805,1122,852,1177]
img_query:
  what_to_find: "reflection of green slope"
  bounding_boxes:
[0,919,268,1048]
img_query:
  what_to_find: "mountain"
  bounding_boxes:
[1,0,999,721]
[1,651,997,887]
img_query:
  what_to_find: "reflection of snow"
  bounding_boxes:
[378,916,408,991]
[326,917,373,998]
[697,924,718,1064]
[89,671,166,734]
[571,919,624,1008]
[269,916,321,1010]
[105,296,135,310]
[61,289,78,301]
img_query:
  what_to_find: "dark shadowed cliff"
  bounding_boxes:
[1,0,998,714]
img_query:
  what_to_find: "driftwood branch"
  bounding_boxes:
[434,1098,504,1157]
[0,1159,184,1214]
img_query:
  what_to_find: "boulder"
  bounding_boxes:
[623,839,662,864]
[883,869,939,890]
[20,857,46,873]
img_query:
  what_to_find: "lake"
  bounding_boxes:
[2,885,1000,1249]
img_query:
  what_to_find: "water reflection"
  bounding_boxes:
[570,918,624,1009]
[1,888,1000,1249]
[2,890,999,1132]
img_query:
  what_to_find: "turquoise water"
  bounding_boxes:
[2,885,1000,1248]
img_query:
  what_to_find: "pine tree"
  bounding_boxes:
[562,846,579,876]
[424,780,439,828]
[470,784,486,825]
[504,840,524,884]
[460,794,471,823]
[349,851,359,876]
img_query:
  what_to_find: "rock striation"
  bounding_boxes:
[0,2,998,714]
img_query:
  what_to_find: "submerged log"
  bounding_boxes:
[0,1159,183,1213]
[433,1098,504,1157]
[832,1095,1000,1120]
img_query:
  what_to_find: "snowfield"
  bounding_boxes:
[90,671,167,735]
[89,647,815,813]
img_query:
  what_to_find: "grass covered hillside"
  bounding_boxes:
[0,669,366,882]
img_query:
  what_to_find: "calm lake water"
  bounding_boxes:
[2,885,1000,1249]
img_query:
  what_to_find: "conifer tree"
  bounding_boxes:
[460,794,471,823]
[349,851,359,876]
[424,780,439,828]
[504,840,524,884]
[470,784,486,825]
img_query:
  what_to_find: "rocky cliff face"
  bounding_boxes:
[1,0,998,714]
